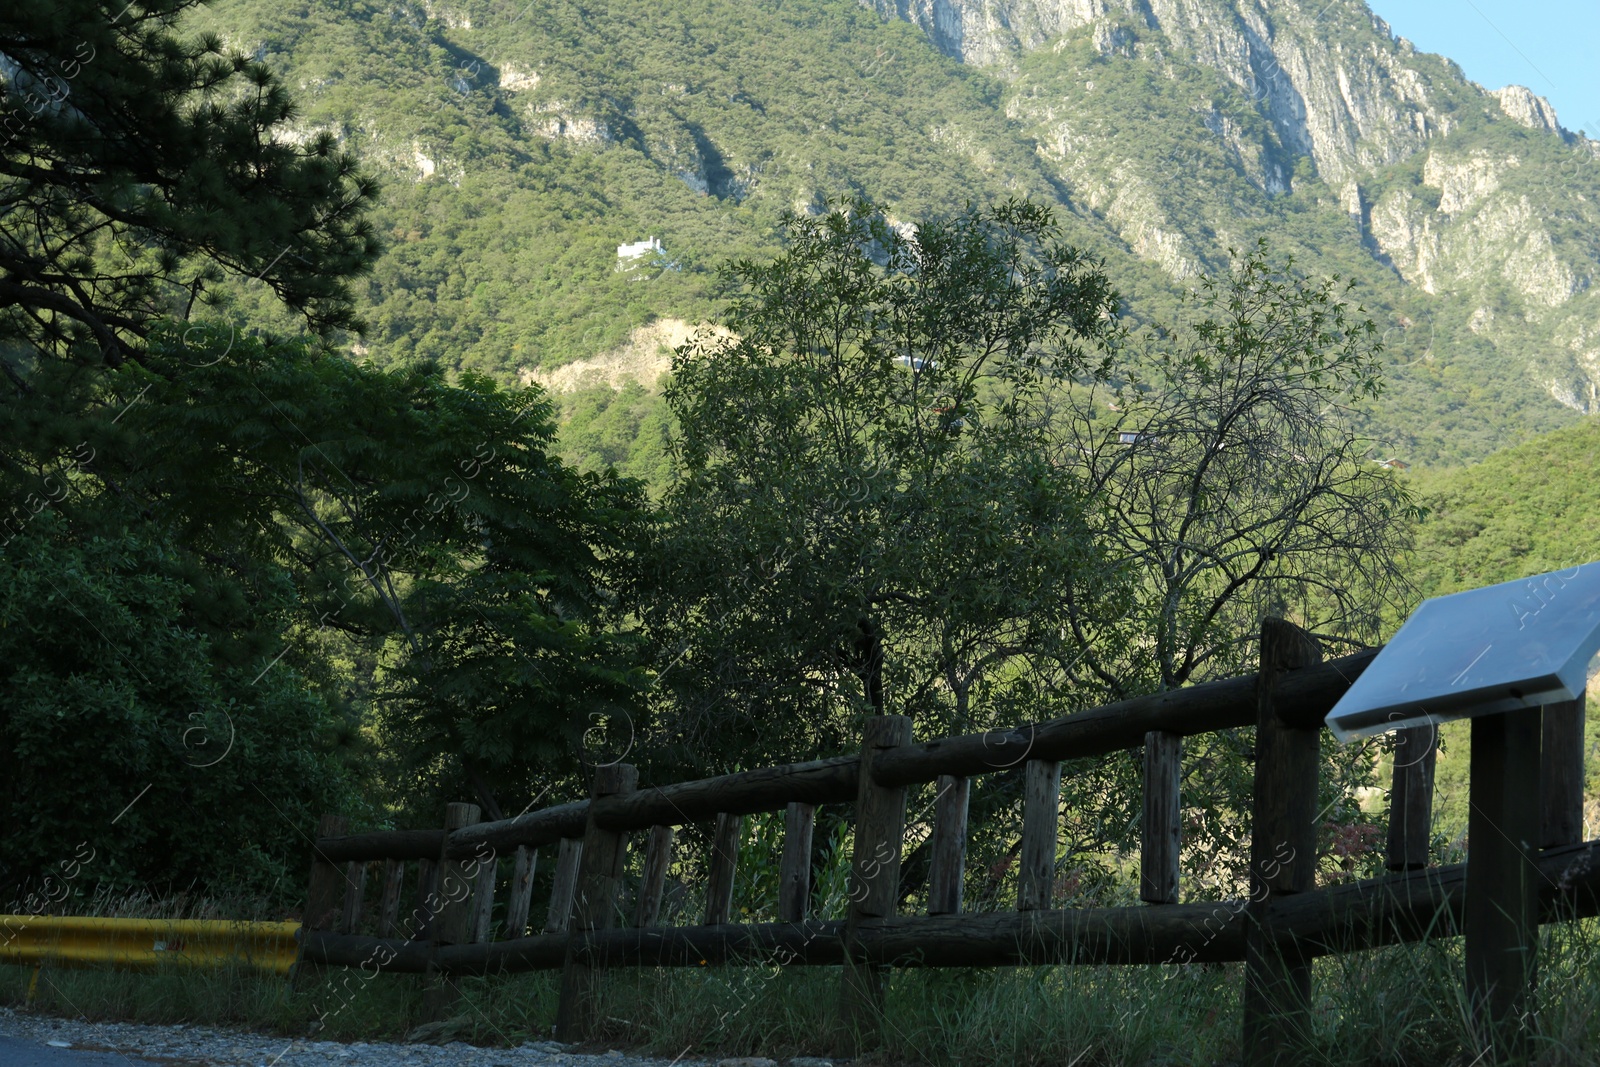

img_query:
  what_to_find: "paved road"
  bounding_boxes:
[0,1035,162,1066]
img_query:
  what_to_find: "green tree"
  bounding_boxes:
[1066,245,1418,693]
[1056,247,1419,894]
[0,509,368,904]
[0,0,381,369]
[0,327,651,895]
[0,2,643,898]
[105,328,650,821]
[1,0,379,901]
[648,197,1125,774]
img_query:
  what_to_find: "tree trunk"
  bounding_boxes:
[462,759,505,823]
[856,617,885,715]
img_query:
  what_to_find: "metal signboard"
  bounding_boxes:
[1326,562,1600,742]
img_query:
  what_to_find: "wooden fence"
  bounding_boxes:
[296,619,1600,1064]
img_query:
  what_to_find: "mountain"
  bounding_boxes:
[191,0,1600,472]
[911,0,1600,458]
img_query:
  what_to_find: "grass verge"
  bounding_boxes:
[6,921,1600,1065]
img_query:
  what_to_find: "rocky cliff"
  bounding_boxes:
[866,0,1542,180]
[867,0,1600,418]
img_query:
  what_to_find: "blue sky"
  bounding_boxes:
[1365,0,1599,138]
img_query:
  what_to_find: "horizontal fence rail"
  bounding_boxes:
[291,621,1582,1065]
[314,652,1382,865]
[315,829,448,865]
[297,837,1600,974]
[871,647,1379,787]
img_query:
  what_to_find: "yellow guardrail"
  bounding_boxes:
[0,915,302,975]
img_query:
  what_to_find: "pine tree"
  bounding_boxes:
[0,0,380,371]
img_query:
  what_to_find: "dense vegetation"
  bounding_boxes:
[6,9,1600,1066]
[193,0,1089,376]
[1408,418,1600,599]
[1374,422,1600,852]
[0,0,649,900]
[175,0,1600,477]
[3,0,1596,929]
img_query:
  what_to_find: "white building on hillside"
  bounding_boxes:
[617,236,663,265]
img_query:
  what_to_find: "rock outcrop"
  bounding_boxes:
[867,0,1600,413]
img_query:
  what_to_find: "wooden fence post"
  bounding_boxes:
[338,861,368,935]
[1541,692,1586,849]
[839,714,912,1049]
[1386,724,1438,871]
[927,776,968,916]
[1465,708,1542,1057]
[779,803,815,923]
[424,802,482,1020]
[545,838,584,934]
[704,812,743,926]
[412,857,438,941]
[472,857,497,944]
[292,813,347,989]
[1141,731,1182,904]
[377,859,405,939]
[555,763,638,1043]
[635,826,674,928]
[1243,618,1322,1067]
[504,847,537,939]
[1018,759,1062,911]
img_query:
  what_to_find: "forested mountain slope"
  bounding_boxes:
[193,0,1600,470]
[1408,416,1600,598]
[198,0,1124,368]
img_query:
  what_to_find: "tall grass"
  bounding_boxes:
[8,919,1600,1064]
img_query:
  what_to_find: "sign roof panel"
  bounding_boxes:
[1326,562,1600,742]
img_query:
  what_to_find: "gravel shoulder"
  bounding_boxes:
[0,1009,831,1067]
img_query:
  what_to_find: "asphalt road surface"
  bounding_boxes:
[0,1034,163,1066]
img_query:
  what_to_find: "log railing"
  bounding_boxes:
[295,620,1593,1064]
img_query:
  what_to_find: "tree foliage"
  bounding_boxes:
[1041,248,1420,894]
[0,0,381,368]
[0,2,644,899]
[0,509,368,903]
[1066,245,1420,694]
[1,324,650,894]
[652,218,1417,903]
[649,197,1124,774]
[1407,416,1600,600]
